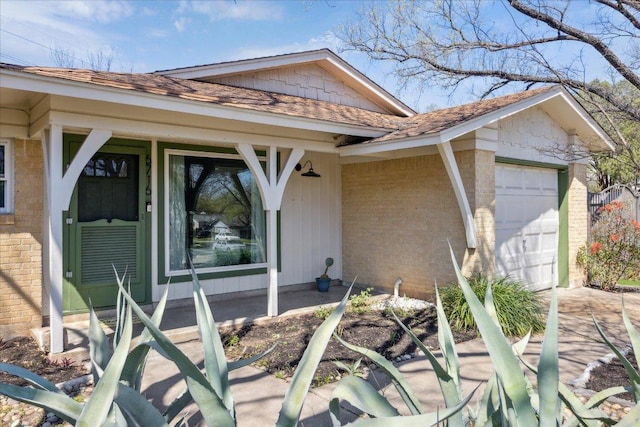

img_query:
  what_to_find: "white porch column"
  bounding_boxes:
[43,126,64,353]
[43,127,112,353]
[437,141,477,249]
[236,144,304,316]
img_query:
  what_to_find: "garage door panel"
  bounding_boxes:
[540,170,558,190]
[495,164,559,291]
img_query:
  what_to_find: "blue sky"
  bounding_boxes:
[0,0,624,112]
[0,0,467,110]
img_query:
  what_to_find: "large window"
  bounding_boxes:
[0,140,13,214]
[167,151,266,273]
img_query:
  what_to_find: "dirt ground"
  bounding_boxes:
[0,336,87,386]
[586,350,637,402]
[220,307,477,385]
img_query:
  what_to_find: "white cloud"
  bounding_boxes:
[174,17,189,32]
[180,0,283,21]
[0,1,131,68]
[229,31,343,61]
[148,28,170,38]
[56,1,134,24]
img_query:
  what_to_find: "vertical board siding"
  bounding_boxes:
[280,152,342,286]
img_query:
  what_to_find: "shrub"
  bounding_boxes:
[577,200,640,290]
[314,305,334,320]
[440,273,545,336]
[348,287,374,314]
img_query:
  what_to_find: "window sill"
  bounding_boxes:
[0,214,15,225]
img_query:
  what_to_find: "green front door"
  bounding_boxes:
[64,139,149,312]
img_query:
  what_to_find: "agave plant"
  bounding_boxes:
[0,264,357,426]
[328,246,640,426]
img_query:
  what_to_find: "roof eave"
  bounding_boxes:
[434,86,614,151]
[340,86,615,156]
[155,49,416,118]
[0,68,390,139]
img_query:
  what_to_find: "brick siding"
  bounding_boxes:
[0,139,43,338]
[342,150,491,300]
[568,163,588,288]
[457,149,496,277]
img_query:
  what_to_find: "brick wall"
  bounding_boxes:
[457,150,496,277]
[0,139,43,338]
[567,162,588,288]
[342,151,490,299]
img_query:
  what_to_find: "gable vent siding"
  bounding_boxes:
[81,226,138,283]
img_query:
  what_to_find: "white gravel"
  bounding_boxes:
[371,296,434,312]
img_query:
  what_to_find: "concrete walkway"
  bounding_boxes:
[135,286,639,426]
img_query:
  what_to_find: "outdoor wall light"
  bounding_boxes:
[295,160,321,178]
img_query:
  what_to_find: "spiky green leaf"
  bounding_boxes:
[0,383,82,424]
[538,284,559,427]
[333,334,424,415]
[228,343,278,371]
[114,382,169,426]
[188,260,234,415]
[0,363,65,394]
[592,313,640,401]
[276,284,353,427]
[448,245,538,425]
[121,285,170,390]
[115,277,235,426]
[344,385,477,427]
[76,297,134,427]
[329,375,400,425]
[88,300,112,383]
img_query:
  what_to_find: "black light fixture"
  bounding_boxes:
[295,160,321,178]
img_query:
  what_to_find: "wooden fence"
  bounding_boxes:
[588,185,639,235]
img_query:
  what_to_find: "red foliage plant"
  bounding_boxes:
[577,201,640,290]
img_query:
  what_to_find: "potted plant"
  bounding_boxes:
[315,257,334,292]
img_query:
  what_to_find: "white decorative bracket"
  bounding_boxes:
[437,141,477,249]
[235,144,305,316]
[45,127,111,353]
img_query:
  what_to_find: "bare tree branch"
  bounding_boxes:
[509,0,640,89]
[339,0,640,186]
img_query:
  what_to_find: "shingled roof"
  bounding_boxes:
[1,63,560,145]
[360,86,556,144]
[0,63,404,132]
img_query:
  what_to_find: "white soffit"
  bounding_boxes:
[155,49,416,117]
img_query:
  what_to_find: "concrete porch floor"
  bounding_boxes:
[34,281,364,361]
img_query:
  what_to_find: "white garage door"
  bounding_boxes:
[495,164,559,291]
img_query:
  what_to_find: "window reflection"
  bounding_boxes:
[168,154,265,271]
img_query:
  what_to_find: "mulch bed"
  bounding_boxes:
[586,350,638,402]
[221,307,478,386]
[0,336,87,386]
